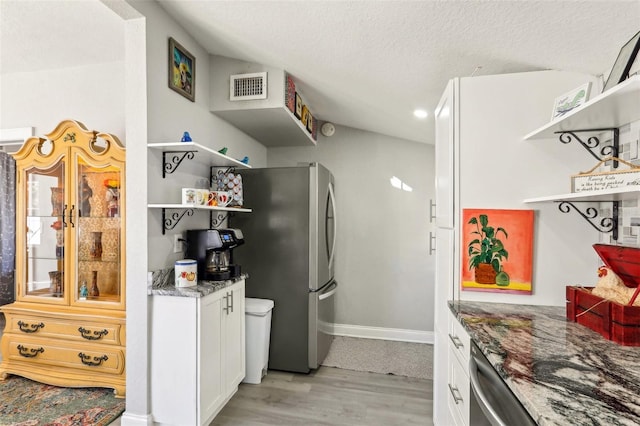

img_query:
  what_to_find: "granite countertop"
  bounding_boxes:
[450,300,640,426]
[148,268,248,297]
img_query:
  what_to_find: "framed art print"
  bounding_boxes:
[603,30,640,93]
[461,208,534,294]
[294,92,302,118]
[169,37,196,102]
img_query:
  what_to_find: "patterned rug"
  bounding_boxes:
[0,375,125,426]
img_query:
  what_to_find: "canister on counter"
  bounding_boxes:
[175,259,198,287]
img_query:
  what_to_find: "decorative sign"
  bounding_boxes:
[571,157,640,192]
[572,171,640,192]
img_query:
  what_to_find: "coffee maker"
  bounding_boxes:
[185,229,245,281]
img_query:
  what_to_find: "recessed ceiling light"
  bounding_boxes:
[413,109,428,119]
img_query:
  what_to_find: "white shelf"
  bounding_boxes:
[147,142,252,169]
[524,75,640,141]
[148,204,252,213]
[524,186,640,203]
[212,106,317,147]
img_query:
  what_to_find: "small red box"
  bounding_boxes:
[565,244,640,346]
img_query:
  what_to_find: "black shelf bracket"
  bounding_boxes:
[210,211,230,229]
[557,201,619,241]
[555,128,620,168]
[162,151,197,178]
[161,208,194,234]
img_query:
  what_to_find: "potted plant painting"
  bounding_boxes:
[467,214,509,285]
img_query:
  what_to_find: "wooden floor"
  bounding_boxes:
[0,314,432,425]
[212,367,433,426]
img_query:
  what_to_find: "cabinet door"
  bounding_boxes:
[199,292,224,424]
[18,159,68,304]
[73,150,125,309]
[224,281,245,391]
[435,79,458,229]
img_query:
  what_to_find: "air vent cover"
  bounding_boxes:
[230,72,267,101]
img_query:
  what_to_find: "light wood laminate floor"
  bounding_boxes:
[212,367,433,426]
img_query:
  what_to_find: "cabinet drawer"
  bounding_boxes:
[447,343,470,426]
[448,312,470,366]
[3,336,125,375]
[6,313,124,345]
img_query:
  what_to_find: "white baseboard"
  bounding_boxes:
[331,323,434,344]
[120,412,154,426]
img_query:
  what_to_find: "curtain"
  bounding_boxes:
[0,151,16,305]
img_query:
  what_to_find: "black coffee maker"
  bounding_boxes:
[185,229,245,281]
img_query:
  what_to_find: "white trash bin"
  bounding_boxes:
[243,298,274,384]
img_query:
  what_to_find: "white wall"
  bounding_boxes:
[0,62,125,137]
[457,71,601,307]
[128,0,268,271]
[269,125,436,336]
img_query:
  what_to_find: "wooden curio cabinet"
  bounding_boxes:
[0,120,126,397]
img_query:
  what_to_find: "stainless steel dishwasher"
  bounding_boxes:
[469,340,537,426]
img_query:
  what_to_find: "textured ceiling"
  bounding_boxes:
[1,1,639,144]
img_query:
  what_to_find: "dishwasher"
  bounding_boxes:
[469,340,537,426]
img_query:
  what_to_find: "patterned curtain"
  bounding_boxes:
[0,151,16,305]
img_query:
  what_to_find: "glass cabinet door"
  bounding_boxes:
[24,162,66,300]
[74,156,122,306]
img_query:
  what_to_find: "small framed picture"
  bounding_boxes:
[301,105,309,127]
[294,92,303,118]
[306,112,314,133]
[551,82,591,120]
[603,30,640,93]
[168,37,196,102]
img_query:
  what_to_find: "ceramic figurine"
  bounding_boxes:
[240,156,249,164]
[181,131,192,142]
[79,281,88,300]
[218,147,228,155]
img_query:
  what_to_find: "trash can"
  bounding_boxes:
[243,298,274,384]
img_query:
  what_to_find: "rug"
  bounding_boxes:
[321,336,433,380]
[0,375,125,426]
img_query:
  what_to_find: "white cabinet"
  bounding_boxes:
[435,79,458,230]
[150,280,246,426]
[446,310,471,426]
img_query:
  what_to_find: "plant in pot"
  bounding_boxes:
[467,214,509,285]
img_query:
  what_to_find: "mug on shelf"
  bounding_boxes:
[213,190,233,207]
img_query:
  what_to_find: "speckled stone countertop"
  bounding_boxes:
[148,268,247,297]
[450,301,640,426]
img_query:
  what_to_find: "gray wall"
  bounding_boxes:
[269,125,436,335]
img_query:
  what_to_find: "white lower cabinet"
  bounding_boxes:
[446,310,471,426]
[151,280,246,425]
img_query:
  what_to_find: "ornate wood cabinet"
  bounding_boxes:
[0,120,126,397]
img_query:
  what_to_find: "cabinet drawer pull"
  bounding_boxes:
[229,290,234,313]
[78,353,109,366]
[448,383,463,404]
[17,321,45,333]
[78,327,109,340]
[17,344,44,358]
[448,333,464,349]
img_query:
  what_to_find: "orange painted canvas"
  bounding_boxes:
[461,209,534,294]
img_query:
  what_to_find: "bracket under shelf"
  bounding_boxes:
[555,128,619,168]
[162,151,197,178]
[210,211,229,229]
[556,200,619,241]
[161,208,194,234]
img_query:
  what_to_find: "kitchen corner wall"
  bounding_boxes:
[268,126,436,339]
[130,0,268,272]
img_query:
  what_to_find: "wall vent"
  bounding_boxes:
[229,72,267,101]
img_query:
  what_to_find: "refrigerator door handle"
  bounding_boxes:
[327,182,337,270]
[319,280,338,301]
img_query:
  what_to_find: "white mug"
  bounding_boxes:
[214,190,232,207]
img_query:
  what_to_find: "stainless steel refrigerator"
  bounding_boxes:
[230,163,337,373]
